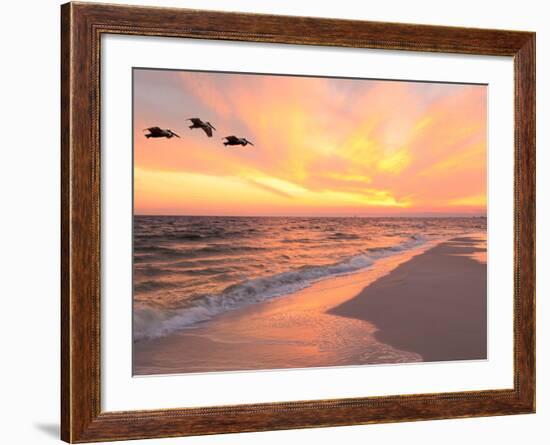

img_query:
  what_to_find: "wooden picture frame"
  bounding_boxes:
[61,2,535,442]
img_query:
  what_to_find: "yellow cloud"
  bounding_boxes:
[418,142,485,177]
[323,172,373,184]
[448,194,487,207]
[135,166,410,215]
[376,149,412,174]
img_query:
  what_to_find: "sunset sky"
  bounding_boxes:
[133,69,486,217]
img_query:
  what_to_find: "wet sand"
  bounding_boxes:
[134,235,486,375]
[329,236,487,361]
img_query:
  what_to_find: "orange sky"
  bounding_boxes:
[133,69,487,217]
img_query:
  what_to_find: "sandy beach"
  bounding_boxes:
[134,235,486,375]
[329,236,487,362]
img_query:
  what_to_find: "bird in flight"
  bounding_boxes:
[223,136,254,147]
[143,127,181,139]
[187,118,216,137]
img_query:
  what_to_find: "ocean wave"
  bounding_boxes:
[197,244,265,254]
[134,244,266,262]
[134,228,259,243]
[134,280,181,293]
[281,237,315,243]
[135,232,207,241]
[327,232,361,240]
[133,235,427,341]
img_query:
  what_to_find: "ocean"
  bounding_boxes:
[133,216,486,343]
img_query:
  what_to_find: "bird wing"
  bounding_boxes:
[187,118,201,125]
[225,136,238,143]
[202,126,213,137]
[208,123,216,131]
[145,126,162,133]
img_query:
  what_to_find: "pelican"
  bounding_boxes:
[143,127,181,139]
[223,136,254,147]
[187,118,216,137]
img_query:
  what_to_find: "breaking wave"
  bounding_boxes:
[133,235,427,341]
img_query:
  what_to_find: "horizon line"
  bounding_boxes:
[134,213,487,218]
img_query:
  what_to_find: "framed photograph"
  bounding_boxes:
[61,2,535,442]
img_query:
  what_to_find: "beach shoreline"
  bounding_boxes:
[133,234,487,375]
[330,235,487,362]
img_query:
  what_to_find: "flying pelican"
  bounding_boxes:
[143,127,181,139]
[223,136,254,147]
[187,118,216,137]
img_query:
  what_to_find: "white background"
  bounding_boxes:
[0,0,546,444]
[103,35,514,411]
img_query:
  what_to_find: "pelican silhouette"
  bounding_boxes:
[143,127,181,139]
[187,118,216,137]
[223,136,254,147]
